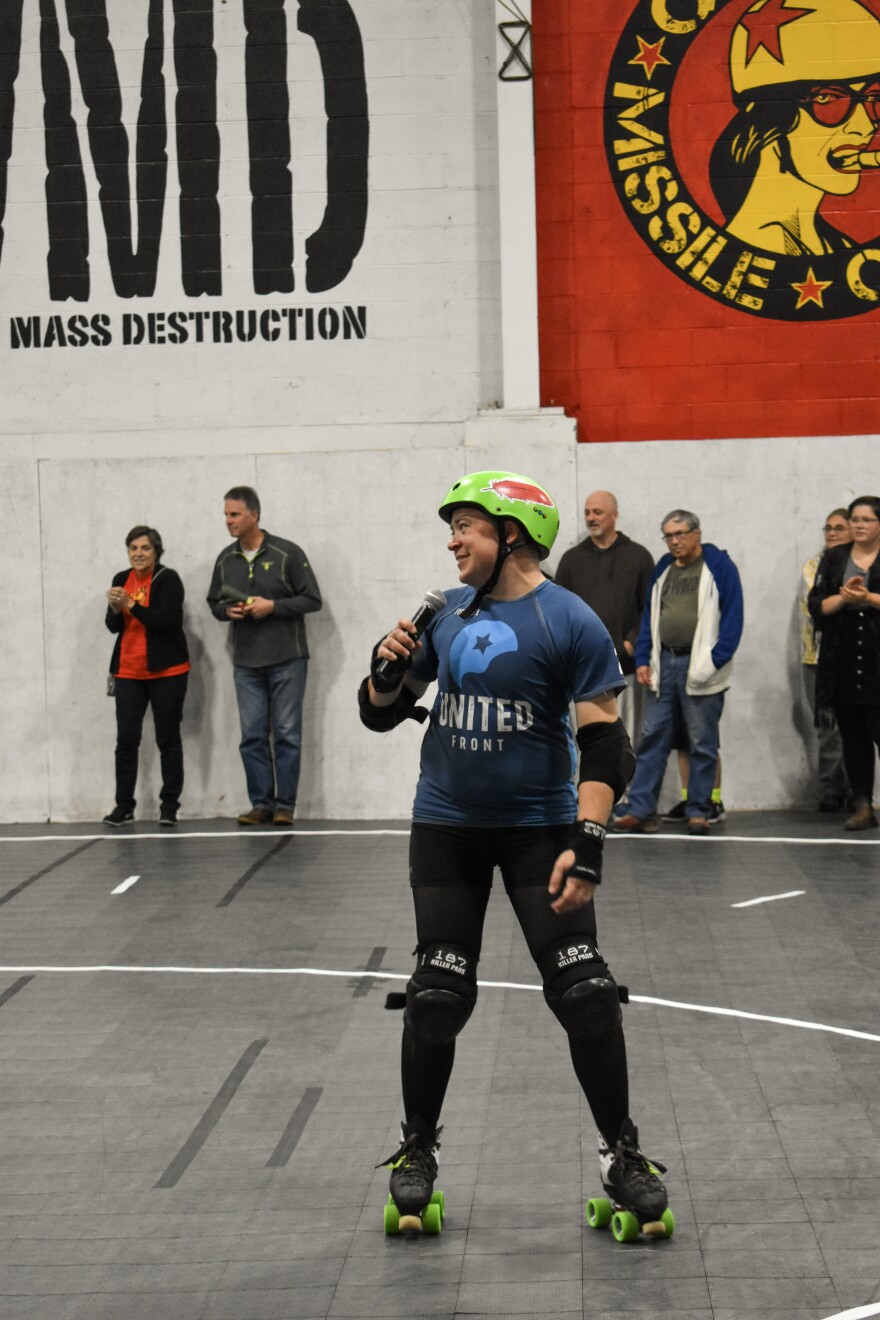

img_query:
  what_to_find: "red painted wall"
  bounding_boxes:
[534,0,880,441]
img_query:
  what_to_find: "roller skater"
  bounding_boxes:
[378,1118,444,1234]
[360,470,671,1239]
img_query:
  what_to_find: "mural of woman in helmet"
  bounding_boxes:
[710,0,880,255]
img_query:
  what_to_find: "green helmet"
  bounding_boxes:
[438,471,559,561]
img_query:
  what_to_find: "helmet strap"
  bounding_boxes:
[459,518,526,619]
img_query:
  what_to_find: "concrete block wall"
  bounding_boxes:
[8,427,878,822]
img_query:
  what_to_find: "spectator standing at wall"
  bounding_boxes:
[809,495,880,832]
[799,509,852,811]
[104,526,190,828]
[613,510,744,836]
[207,486,322,827]
[555,491,654,749]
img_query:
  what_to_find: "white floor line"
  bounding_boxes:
[822,1306,880,1320]
[1,964,877,1043]
[111,875,140,895]
[0,827,878,846]
[608,833,880,846]
[731,890,805,908]
[0,829,410,844]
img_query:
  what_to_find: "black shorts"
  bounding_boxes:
[408,821,600,959]
[410,821,572,891]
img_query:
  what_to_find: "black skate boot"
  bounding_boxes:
[377,1117,444,1234]
[587,1117,673,1242]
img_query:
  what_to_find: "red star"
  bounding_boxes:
[629,35,671,81]
[741,0,814,65]
[791,267,832,309]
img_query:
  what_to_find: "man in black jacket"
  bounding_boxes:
[555,491,654,749]
[207,486,322,826]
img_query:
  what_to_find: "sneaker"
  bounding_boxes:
[272,807,294,827]
[612,814,659,834]
[103,807,134,827]
[379,1118,442,1218]
[237,807,273,826]
[661,800,687,822]
[708,799,726,823]
[598,1118,668,1222]
[687,816,710,835]
[159,805,178,828]
[818,794,844,812]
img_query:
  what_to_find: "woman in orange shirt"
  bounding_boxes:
[104,526,191,827]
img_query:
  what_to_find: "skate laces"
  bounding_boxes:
[617,1134,666,1187]
[376,1124,442,1173]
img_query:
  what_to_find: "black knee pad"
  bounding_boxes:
[539,936,622,1043]
[404,943,478,1044]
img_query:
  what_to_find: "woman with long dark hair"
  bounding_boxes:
[809,496,880,830]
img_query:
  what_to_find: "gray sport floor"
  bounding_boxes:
[0,813,878,1320]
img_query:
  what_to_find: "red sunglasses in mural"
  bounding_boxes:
[800,82,880,127]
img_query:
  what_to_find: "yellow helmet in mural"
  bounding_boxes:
[730,0,880,95]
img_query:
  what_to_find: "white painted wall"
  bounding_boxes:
[0,0,502,463]
[11,427,879,822]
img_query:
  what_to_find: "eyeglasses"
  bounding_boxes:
[850,516,880,525]
[823,524,849,533]
[661,529,697,543]
[800,82,880,127]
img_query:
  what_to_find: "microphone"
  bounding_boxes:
[372,588,447,690]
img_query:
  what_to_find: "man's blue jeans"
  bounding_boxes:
[626,650,725,820]
[233,659,308,810]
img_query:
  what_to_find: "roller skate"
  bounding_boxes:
[586,1117,674,1242]
[378,1117,445,1235]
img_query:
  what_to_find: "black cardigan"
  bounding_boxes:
[105,564,190,676]
[808,543,880,708]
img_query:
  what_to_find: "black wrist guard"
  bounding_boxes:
[567,819,605,885]
[370,636,413,694]
[358,675,428,732]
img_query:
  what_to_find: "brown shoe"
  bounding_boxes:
[688,816,710,836]
[612,814,659,834]
[844,799,879,831]
[237,807,273,826]
[273,807,294,827]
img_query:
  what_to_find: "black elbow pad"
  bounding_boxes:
[358,676,428,733]
[576,719,635,802]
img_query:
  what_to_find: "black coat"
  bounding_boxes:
[105,565,190,676]
[808,544,880,708]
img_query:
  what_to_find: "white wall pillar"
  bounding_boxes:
[494,1,541,410]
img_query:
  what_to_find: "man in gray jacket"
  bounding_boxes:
[555,491,654,748]
[207,485,322,826]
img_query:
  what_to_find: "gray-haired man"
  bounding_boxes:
[613,510,743,836]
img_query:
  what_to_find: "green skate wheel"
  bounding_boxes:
[586,1197,613,1229]
[660,1207,675,1237]
[430,1190,446,1218]
[383,1201,401,1235]
[421,1202,442,1235]
[611,1209,640,1243]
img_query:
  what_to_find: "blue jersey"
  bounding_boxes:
[410,580,624,827]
